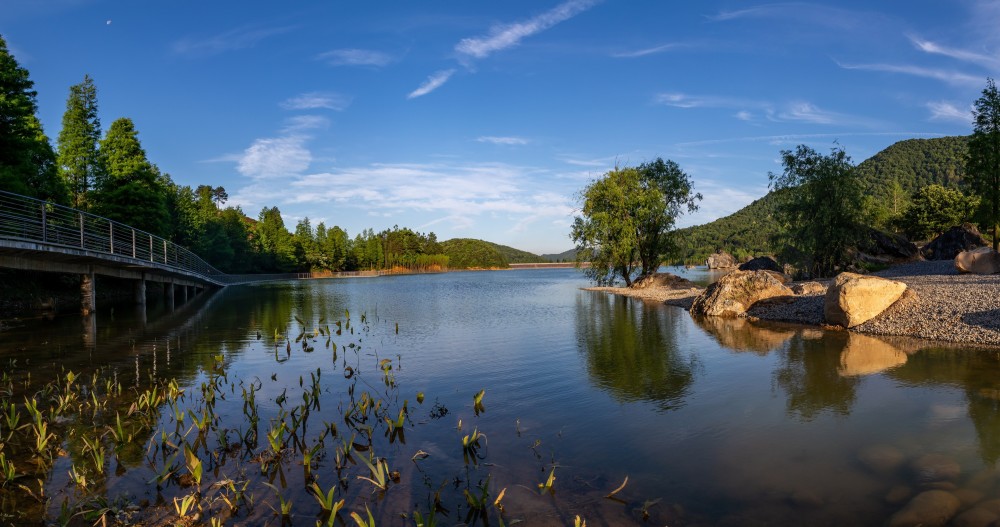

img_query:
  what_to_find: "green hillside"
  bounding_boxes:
[490,242,546,264]
[541,248,578,262]
[440,239,544,269]
[857,136,968,196]
[676,136,970,264]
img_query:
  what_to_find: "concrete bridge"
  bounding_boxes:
[0,190,303,314]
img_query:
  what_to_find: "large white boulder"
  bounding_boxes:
[954,246,1000,275]
[690,270,793,317]
[824,272,907,328]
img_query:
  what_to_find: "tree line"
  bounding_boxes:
[0,35,453,274]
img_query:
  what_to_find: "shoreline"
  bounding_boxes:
[586,259,1000,348]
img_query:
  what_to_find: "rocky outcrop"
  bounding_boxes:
[690,270,793,317]
[791,281,826,295]
[858,227,920,264]
[922,223,987,261]
[888,490,960,527]
[738,255,782,272]
[630,272,697,290]
[955,247,1000,275]
[706,251,737,269]
[824,272,907,328]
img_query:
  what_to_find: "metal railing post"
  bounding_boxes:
[149,234,153,262]
[132,228,136,258]
[41,204,47,242]
[79,212,84,248]
[109,222,114,254]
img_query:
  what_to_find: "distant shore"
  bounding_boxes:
[587,260,1000,347]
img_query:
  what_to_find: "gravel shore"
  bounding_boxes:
[591,260,1000,347]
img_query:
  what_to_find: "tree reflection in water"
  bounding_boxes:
[773,331,860,421]
[576,293,697,411]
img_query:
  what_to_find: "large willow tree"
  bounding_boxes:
[769,145,865,277]
[572,158,701,286]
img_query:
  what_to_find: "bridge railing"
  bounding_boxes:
[0,190,227,282]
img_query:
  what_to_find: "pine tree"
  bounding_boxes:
[57,75,102,209]
[968,78,1000,251]
[0,34,65,200]
[93,117,169,236]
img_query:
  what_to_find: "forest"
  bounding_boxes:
[0,35,543,274]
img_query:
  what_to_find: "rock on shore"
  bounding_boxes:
[586,259,1000,347]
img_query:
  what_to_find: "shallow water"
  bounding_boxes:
[2,268,1000,526]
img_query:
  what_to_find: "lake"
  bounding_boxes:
[1,267,999,526]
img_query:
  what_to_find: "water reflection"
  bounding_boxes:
[837,333,909,376]
[692,315,796,355]
[773,331,860,420]
[576,292,696,411]
[886,345,1000,465]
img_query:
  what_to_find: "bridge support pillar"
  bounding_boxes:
[164,282,175,310]
[179,284,188,303]
[133,275,146,307]
[81,269,95,315]
[82,312,96,350]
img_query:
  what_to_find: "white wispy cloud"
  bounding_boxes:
[455,0,598,60]
[655,93,870,126]
[774,102,846,125]
[231,161,577,240]
[926,101,971,123]
[172,25,293,56]
[317,48,393,67]
[705,3,874,30]
[675,132,945,148]
[477,136,529,145]
[237,136,312,179]
[611,43,682,58]
[281,115,329,133]
[835,60,982,86]
[654,92,763,109]
[407,69,455,99]
[280,92,351,111]
[909,35,1000,70]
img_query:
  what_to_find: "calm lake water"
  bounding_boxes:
[3,267,1000,526]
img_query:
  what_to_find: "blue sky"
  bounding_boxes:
[2,1,994,254]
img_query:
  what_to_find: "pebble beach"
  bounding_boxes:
[590,259,1000,347]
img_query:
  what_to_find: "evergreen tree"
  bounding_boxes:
[23,114,67,203]
[56,75,101,209]
[255,206,298,272]
[93,117,169,236]
[968,78,1000,250]
[0,34,65,200]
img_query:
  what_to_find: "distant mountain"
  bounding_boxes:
[675,136,970,264]
[856,136,968,195]
[490,242,546,264]
[541,249,579,262]
[440,238,545,269]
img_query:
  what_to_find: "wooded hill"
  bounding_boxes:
[440,238,547,269]
[675,136,971,264]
